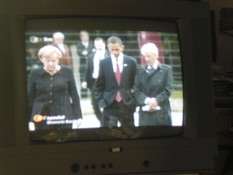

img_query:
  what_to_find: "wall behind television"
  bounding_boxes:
[209,0,233,71]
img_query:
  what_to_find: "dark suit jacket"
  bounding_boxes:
[94,55,137,110]
[76,41,95,59]
[28,66,82,121]
[134,63,172,123]
[85,51,109,89]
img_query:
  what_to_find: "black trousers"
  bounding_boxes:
[90,87,103,125]
[103,100,134,128]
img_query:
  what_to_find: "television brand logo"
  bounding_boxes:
[110,147,123,153]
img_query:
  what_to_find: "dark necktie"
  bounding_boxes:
[115,59,122,102]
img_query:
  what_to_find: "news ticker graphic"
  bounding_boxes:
[33,114,73,125]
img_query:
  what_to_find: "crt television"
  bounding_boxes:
[0,0,217,174]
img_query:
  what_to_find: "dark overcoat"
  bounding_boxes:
[134,63,173,126]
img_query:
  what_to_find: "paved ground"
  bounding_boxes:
[79,98,183,129]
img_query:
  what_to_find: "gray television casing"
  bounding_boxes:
[0,0,217,174]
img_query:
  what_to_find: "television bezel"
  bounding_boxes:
[0,0,217,174]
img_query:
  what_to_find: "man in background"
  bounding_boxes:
[52,32,72,68]
[82,37,109,126]
[77,30,95,97]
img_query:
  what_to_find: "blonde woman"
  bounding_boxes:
[28,45,82,130]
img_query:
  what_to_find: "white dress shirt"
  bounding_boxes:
[111,53,123,73]
[147,60,159,70]
[82,41,89,48]
[92,50,106,79]
[57,43,66,53]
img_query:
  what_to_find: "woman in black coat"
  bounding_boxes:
[28,45,82,130]
[134,43,172,126]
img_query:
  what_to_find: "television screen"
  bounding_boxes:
[25,17,184,142]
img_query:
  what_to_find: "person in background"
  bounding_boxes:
[94,36,137,128]
[82,37,109,126]
[134,43,172,126]
[28,45,82,130]
[77,31,95,98]
[52,32,72,68]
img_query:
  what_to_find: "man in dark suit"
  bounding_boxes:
[134,43,172,126]
[94,36,137,127]
[83,37,109,126]
[76,30,95,97]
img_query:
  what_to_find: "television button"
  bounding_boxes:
[84,164,89,170]
[91,164,96,169]
[108,163,113,168]
[70,163,80,173]
[101,164,106,169]
[143,160,150,168]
